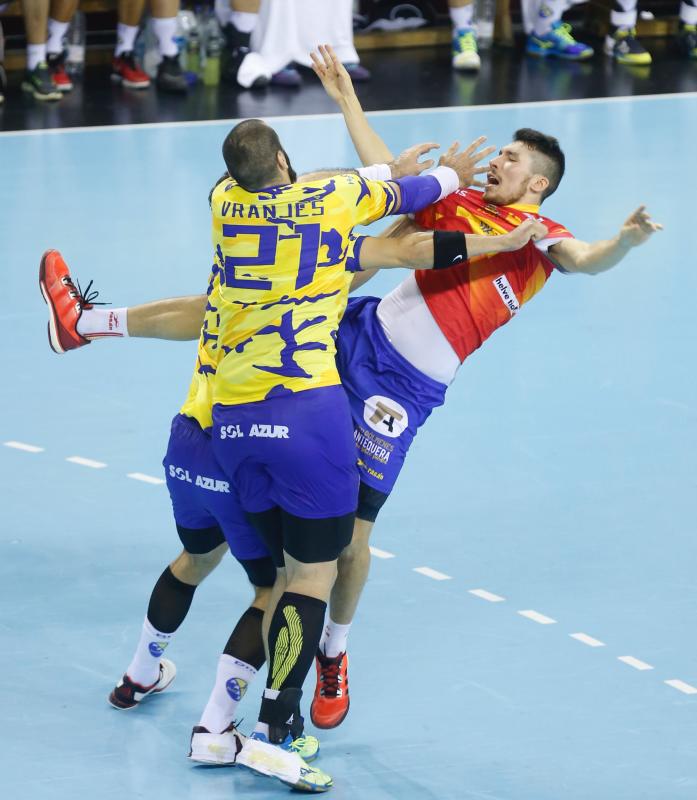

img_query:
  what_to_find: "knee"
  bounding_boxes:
[252,585,273,612]
[171,545,226,584]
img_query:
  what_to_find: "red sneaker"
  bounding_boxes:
[310,650,350,729]
[47,52,74,92]
[39,250,94,354]
[108,659,177,710]
[111,51,151,89]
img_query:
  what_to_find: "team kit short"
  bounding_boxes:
[164,295,448,559]
[163,414,275,586]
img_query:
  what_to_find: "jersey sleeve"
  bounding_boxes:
[534,218,574,253]
[334,173,401,227]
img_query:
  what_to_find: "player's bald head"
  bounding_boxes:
[222,119,295,191]
[513,129,565,200]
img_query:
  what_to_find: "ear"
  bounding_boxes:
[530,174,549,198]
[277,150,289,171]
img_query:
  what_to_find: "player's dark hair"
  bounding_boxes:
[222,119,287,192]
[513,128,565,200]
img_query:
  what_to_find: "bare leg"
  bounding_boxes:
[23,0,50,45]
[330,518,373,624]
[127,295,206,339]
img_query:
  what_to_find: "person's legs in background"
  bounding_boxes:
[604,0,651,64]
[22,0,62,100]
[46,0,77,91]
[112,0,151,88]
[525,0,593,59]
[150,0,188,92]
[677,0,697,58]
[217,0,270,89]
[449,0,480,70]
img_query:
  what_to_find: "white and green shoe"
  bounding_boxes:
[237,731,332,792]
[452,27,481,71]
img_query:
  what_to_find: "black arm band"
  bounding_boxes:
[432,230,468,269]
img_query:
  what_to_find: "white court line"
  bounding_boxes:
[4,441,44,453]
[66,456,107,469]
[127,472,165,485]
[618,656,654,671]
[518,610,557,625]
[469,589,505,603]
[413,566,452,581]
[665,679,697,695]
[369,546,395,559]
[570,633,606,648]
[1,91,695,138]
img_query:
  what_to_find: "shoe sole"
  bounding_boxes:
[21,82,62,101]
[111,75,151,89]
[526,48,593,60]
[310,696,350,730]
[39,251,66,354]
[238,742,331,792]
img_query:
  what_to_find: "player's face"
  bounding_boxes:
[483,142,536,205]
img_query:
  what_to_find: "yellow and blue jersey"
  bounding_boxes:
[180,173,397,422]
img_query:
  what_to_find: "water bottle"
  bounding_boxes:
[474,0,495,49]
[186,29,201,74]
[202,13,222,86]
[176,8,198,71]
[142,16,161,78]
[66,10,86,76]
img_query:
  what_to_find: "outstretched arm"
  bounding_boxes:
[550,206,662,275]
[127,295,207,340]
[311,44,394,165]
[356,218,549,271]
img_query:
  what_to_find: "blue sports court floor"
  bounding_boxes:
[1,93,697,799]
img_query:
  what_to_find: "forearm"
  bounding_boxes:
[337,94,394,166]
[561,236,633,275]
[128,295,207,340]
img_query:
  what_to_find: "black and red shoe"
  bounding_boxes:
[310,650,350,729]
[108,659,177,710]
[47,51,74,92]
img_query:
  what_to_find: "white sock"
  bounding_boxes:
[680,1,697,24]
[610,0,637,29]
[533,0,566,36]
[47,18,70,56]
[319,617,352,658]
[152,16,179,58]
[215,0,231,27]
[115,23,139,56]
[27,44,47,70]
[230,10,257,33]
[199,655,258,734]
[76,307,129,338]
[449,3,474,31]
[125,617,174,686]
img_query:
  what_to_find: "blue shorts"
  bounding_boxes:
[212,385,359,520]
[336,296,448,496]
[163,414,270,562]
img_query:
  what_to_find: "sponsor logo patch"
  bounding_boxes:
[148,641,168,657]
[226,677,248,702]
[492,274,520,315]
[363,395,409,439]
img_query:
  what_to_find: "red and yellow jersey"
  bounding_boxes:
[180,174,397,424]
[414,189,573,362]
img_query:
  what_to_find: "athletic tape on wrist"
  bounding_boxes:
[357,164,392,181]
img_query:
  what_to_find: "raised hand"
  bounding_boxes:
[618,206,663,248]
[389,142,440,178]
[438,137,497,189]
[310,44,355,104]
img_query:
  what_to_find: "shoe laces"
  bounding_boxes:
[455,29,476,53]
[318,656,343,697]
[552,22,577,45]
[62,275,107,311]
[287,736,310,754]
